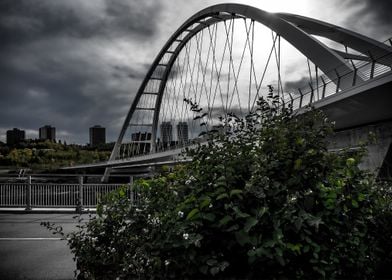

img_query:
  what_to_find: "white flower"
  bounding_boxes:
[185,176,196,185]
[151,217,160,225]
[178,211,184,218]
[165,260,170,266]
[209,204,213,208]
[305,189,313,195]
[110,247,116,253]
[183,233,189,240]
[118,226,126,233]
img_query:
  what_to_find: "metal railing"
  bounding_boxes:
[0,176,134,211]
[284,40,392,110]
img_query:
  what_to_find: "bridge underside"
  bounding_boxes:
[314,71,392,130]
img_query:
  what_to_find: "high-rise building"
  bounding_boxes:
[177,122,189,145]
[39,125,56,141]
[160,122,173,145]
[6,128,25,145]
[89,125,106,147]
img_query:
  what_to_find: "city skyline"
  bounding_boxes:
[0,0,391,144]
[2,124,108,145]
[1,121,190,145]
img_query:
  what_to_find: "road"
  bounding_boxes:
[0,213,93,280]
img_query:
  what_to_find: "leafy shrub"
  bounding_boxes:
[44,88,392,279]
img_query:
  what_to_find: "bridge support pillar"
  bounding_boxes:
[328,120,392,178]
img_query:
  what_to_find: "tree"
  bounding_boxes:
[44,88,392,279]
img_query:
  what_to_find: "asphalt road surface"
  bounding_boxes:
[0,213,93,280]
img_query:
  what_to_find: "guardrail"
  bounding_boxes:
[0,176,136,212]
[285,40,392,110]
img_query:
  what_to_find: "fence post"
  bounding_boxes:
[129,176,134,205]
[287,92,294,108]
[320,76,326,99]
[298,88,303,108]
[334,69,341,94]
[25,176,32,211]
[308,83,314,104]
[368,51,375,79]
[76,176,83,213]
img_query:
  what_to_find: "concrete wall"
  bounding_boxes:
[328,120,392,177]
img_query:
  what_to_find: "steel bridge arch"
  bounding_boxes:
[108,3,391,163]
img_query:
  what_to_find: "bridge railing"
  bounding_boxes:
[286,39,392,110]
[0,176,136,211]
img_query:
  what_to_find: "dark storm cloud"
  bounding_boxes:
[351,0,392,27]
[0,0,161,47]
[0,0,162,144]
[339,0,392,38]
[113,65,149,80]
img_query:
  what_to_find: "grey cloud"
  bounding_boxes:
[113,64,149,80]
[0,0,163,144]
[0,0,161,48]
[284,77,310,94]
[353,0,392,27]
[339,0,392,39]
[105,0,160,37]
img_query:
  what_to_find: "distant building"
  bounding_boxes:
[89,125,106,147]
[39,125,56,141]
[160,122,173,146]
[6,128,25,145]
[177,122,189,145]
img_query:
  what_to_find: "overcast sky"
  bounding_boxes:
[1,0,391,144]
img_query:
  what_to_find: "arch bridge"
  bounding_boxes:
[65,4,392,177]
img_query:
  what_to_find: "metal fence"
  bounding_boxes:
[0,176,134,211]
[284,38,392,110]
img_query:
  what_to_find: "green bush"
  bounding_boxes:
[44,88,392,279]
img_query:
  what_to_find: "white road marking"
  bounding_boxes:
[0,237,67,241]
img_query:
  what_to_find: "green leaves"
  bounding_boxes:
[219,215,233,226]
[186,208,200,220]
[199,197,211,209]
[235,230,251,246]
[216,193,229,200]
[293,158,302,170]
[244,217,258,232]
[230,189,243,198]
